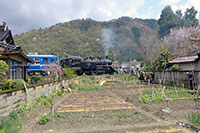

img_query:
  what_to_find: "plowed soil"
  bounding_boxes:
[21,76,200,133]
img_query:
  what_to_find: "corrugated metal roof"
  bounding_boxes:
[169,56,198,64]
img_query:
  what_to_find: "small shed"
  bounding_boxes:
[168,53,200,71]
[0,22,33,81]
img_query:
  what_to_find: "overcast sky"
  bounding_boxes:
[1,0,199,34]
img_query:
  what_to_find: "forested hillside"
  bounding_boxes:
[14,17,160,61]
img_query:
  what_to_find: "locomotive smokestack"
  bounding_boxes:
[105,55,108,59]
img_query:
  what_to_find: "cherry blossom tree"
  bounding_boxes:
[42,63,63,80]
[163,27,200,57]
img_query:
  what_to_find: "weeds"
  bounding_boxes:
[83,114,91,118]
[39,114,51,124]
[187,113,200,127]
[118,114,129,118]
[106,75,111,79]
[139,87,194,103]
[80,76,98,85]
[78,85,103,91]
[57,90,63,97]
[68,83,76,90]
[133,111,140,115]
[55,113,74,118]
[139,90,165,103]
[0,110,22,133]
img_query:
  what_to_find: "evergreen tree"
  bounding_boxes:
[184,6,199,26]
[158,6,179,38]
[175,9,187,28]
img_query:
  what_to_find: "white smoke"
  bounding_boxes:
[101,28,115,56]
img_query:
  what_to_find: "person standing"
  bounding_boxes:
[187,72,193,90]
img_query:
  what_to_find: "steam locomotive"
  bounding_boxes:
[60,55,115,75]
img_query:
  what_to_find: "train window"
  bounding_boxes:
[34,59,40,64]
[43,58,48,64]
[51,59,55,63]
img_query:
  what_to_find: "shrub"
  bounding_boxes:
[30,75,41,85]
[0,60,9,90]
[63,67,76,79]
[11,79,26,89]
[0,60,9,74]
[1,79,12,90]
[170,64,180,71]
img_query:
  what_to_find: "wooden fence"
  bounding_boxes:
[154,71,200,88]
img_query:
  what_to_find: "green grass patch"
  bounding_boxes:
[80,76,99,85]
[78,85,103,91]
[187,113,200,127]
[119,74,135,81]
[142,90,151,95]
[106,75,111,79]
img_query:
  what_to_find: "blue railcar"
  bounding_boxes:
[27,54,58,76]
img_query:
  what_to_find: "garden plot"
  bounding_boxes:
[106,80,200,123]
[21,75,200,132]
[56,91,133,113]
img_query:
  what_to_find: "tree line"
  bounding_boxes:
[143,6,199,71]
[158,6,199,38]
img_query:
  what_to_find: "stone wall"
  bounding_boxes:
[0,80,66,115]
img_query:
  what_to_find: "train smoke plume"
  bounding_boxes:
[101,28,115,56]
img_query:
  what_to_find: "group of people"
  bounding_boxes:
[138,71,155,83]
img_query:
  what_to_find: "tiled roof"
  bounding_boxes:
[169,56,198,64]
[0,51,34,63]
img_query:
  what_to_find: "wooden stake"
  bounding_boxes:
[51,105,54,122]
[84,99,87,114]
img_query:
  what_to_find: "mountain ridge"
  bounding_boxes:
[14,17,160,61]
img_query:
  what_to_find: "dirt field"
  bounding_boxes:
[21,75,200,133]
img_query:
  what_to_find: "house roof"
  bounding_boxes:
[0,51,34,63]
[0,24,15,46]
[169,56,198,64]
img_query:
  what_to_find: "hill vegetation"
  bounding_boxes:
[14,17,160,61]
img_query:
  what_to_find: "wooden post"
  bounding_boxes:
[51,104,54,122]
[84,99,87,114]
[167,99,169,108]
